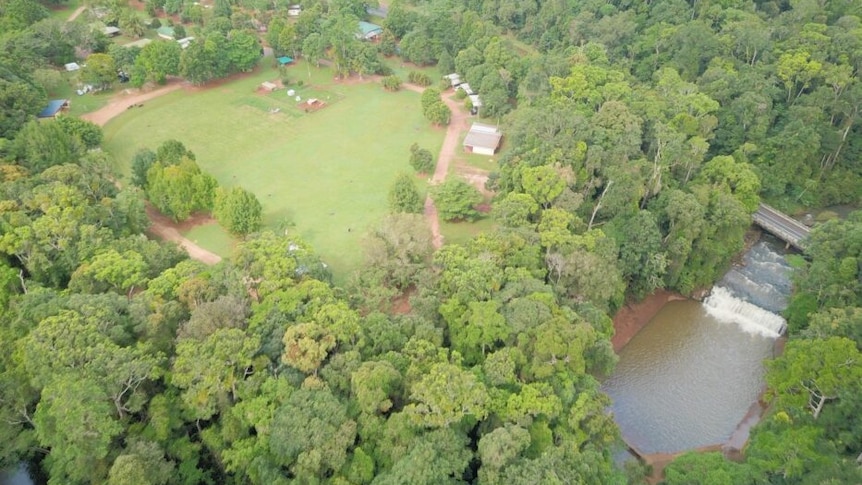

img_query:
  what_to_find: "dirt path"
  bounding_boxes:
[402,84,471,248]
[82,81,223,265]
[146,207,223,265]
[80,79,186,126]
[67,5,86,21]
[85,75,465,261]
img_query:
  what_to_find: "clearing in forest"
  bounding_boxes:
[102,62,445,277]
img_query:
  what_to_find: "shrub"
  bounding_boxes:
[388,172,423,214]
[420,88,450,125]
[432,178,483,222]
[409,143,435,174]
[421,88,441,110]
[376,64,394,76]
[382,75,402,91]
[407,71,432,87]
[214,186,263,236]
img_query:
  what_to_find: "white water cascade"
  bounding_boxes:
[702,241,792,338]
[605,239,791,455]
[703,286,786,338]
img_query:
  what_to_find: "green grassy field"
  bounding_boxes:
[182,223,236,257]
[440,218,496,246]
[47,0,81,21]
[103,61,444,278]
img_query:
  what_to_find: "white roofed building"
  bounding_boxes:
[463,123,502,156]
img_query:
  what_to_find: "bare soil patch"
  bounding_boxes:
[390,287,415,315]
[255,79,284,95]
[145,206,222,265]
[66,5,86,21]
[455,161,493,198]
[80,78,186,126]
[297,99,327,112]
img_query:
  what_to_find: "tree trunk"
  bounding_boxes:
[588,181,612,231]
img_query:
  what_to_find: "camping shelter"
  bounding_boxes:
[157,26,175,40]
[177,37,194,49]
[463,123,502,156]
[38,99,70,119]
[104,26,120,36]
[277,56,294,66]
[64,62,80,72]
[357,21,383,41]
[467,94,482,114]
[457,83,474,95]
[444,73,462,88]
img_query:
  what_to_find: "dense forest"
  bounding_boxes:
[1,0,861,483]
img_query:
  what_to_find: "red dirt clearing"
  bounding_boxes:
[80,78,186,126]
[145,206,222,265]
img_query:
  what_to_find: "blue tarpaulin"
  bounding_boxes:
[38,99,67,118]
[277,56,294,65]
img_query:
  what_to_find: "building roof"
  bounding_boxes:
[358,21,383,38]
[468,94,482,107]
[470,123,499,134]
[277,56,294,65]
[156,26,175,39]
[104,26,120,36]
[38,99,68,118]
[64,62,80,71]
[444,73,462,86]
[463,123,502,151]
[177,37,194,48]
[457,82,474,95]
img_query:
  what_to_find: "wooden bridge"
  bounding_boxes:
[752,203,810,250]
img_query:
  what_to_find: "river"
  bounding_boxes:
[0,463,35,485]
[603,239,792,454]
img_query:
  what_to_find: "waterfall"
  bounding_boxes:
[702,241,791,338]
[703,286,786,338]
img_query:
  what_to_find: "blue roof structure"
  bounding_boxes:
[277,56,294,65]
[38,99,68,118]
[357,21,383,39]
[156,25,175,39]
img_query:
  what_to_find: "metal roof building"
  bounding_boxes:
[463,123,502,156]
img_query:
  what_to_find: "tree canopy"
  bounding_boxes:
[1,0,861,482]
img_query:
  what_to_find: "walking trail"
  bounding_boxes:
[83,81,222,265]
[402,85,471,249]
[80,79,185,126]
[67,5,86,21]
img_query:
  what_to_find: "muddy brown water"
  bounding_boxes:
[604,239,791,455]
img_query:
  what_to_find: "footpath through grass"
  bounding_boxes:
[103,61,444,278]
